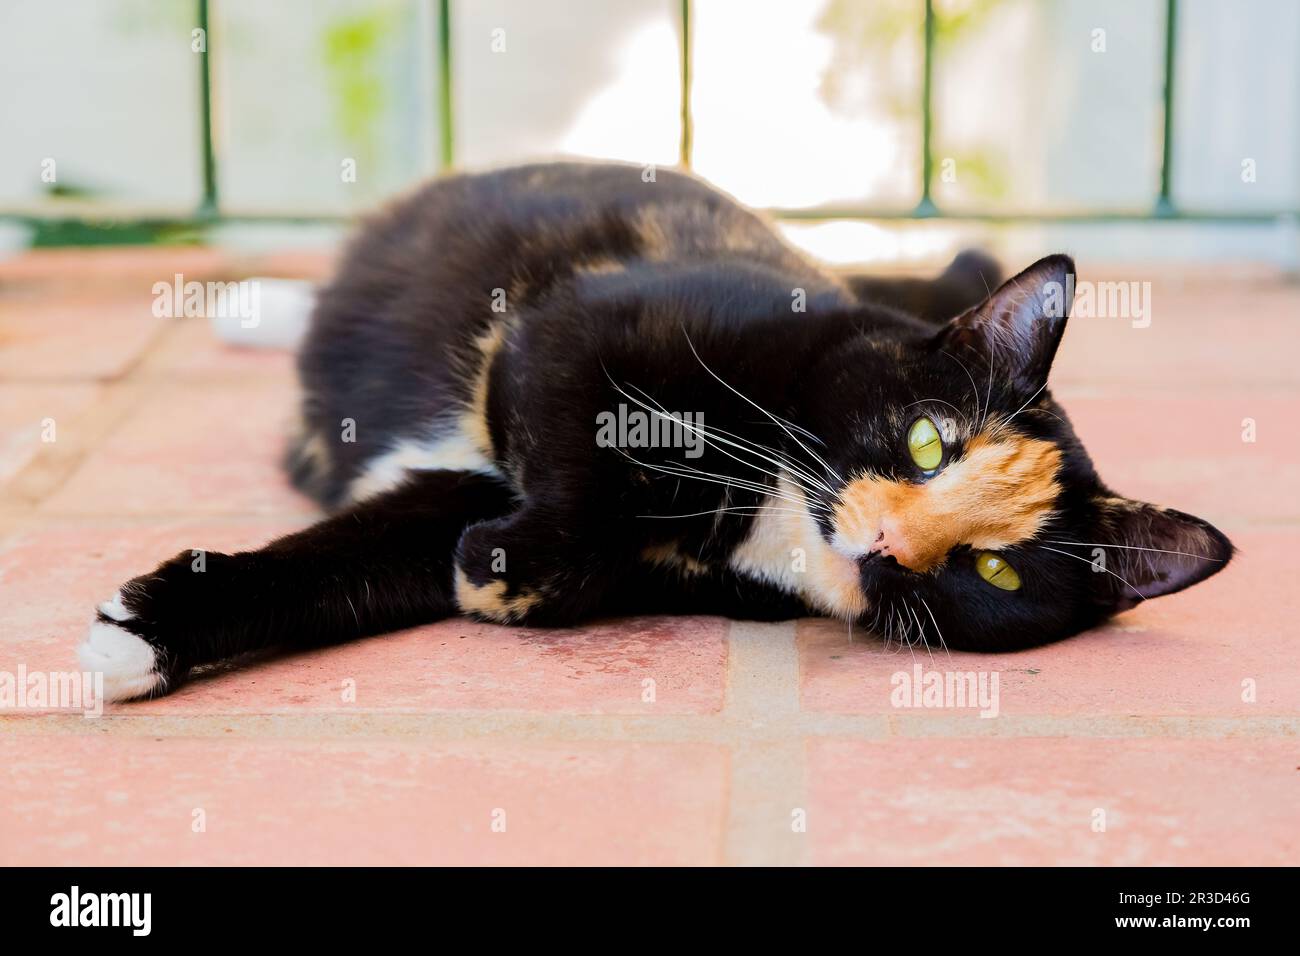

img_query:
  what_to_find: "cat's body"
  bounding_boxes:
[81,162,1233,700]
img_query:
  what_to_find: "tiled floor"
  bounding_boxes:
[1,248,1297,866]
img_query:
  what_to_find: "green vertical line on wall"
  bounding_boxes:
[438,0,455,170]
[1155,0,1178,216]
[914,0,937,217]
[197,0,218,217]
[678,0,693,169]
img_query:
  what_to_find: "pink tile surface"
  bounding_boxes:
[807,738,1300,866]
[39,379,312,516]
[0,383,101,482]
[0,522,727,715]
[1061,397,1300,524]
[0,735,728,866]
[1051,282,1299,393]
[250,249,336,281]
[132,615,728,716]
[0,246,233,285]
[0,290,166,381]
[138,318,296,380]
[799,530,1300,717]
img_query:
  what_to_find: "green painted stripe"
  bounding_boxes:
[915,0,937,218]
[197,0,218,217]
[438,0,455,170]
[1156,0,1179,216]
[678,0,693,169]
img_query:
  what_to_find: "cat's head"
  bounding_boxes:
[803,254,1233,650]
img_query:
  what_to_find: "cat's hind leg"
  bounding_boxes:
[844,249,1003,324]
[80,469,516,700]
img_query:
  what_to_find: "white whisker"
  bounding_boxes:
[919,597,950,657]
[1042,539,1224,561]
[610,378,836,504]
[1038,545,1146,602]
[679,324,846,485]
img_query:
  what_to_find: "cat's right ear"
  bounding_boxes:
[933,254,1076,398]
[1085,496,1235,612]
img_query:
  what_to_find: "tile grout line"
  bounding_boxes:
[721,620,809,866]
[1,314,182,511]
[5,712,1295,739]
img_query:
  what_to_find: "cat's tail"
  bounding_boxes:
[209,277,315,350]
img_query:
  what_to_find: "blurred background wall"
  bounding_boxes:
[1,0,1297,268]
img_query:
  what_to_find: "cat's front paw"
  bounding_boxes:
[78,588,170,701]
[453,519,552,625]
[453,566,545,624]
[76,550,224,701]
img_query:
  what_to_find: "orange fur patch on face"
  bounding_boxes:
[832,425,1062,573]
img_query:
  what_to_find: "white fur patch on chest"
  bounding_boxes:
[348,427,500,503]
[729,477,868,619]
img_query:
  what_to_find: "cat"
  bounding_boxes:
[80,161,1233,701]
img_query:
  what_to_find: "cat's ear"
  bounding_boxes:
[1085,496,1234,612]
[935,254,1075,396]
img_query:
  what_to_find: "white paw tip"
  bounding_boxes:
[97,590,134,622]
[79,619,162,702]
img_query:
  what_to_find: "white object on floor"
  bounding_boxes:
[209,277,316,350]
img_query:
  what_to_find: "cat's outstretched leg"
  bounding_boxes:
[453,505,815,626]
[80,469,515,700]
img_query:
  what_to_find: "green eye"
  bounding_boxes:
[907,417,943,471]
[975,552,1022,591]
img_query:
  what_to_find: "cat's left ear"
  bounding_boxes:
[935,254,1075,397]
[1085,496,1235,612]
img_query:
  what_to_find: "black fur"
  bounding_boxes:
[96,161,1233,696]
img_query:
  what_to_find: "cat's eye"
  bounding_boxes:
[975,552,1022,591]
[907,417,943,471]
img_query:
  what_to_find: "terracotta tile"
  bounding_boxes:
[39,379,312,516]
[807,738,1300,865]
[136,317,296,381]
[0,735,728,866]
[0,247,234,285]
[249,249,337,281]
[1061,396,1300,524]
[799,530,1300,718]
[1052,282,1299,394]
[0,384,101,482]
[132,614,728,715]
[0,290,167,381]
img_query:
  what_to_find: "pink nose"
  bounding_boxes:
[867,517,909,563]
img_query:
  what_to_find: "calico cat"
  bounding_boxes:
[80,161,1233,701]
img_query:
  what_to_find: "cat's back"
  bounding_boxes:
[354,160,808,277]
[291,162,836,507]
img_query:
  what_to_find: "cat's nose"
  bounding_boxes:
[869,517,919,569]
